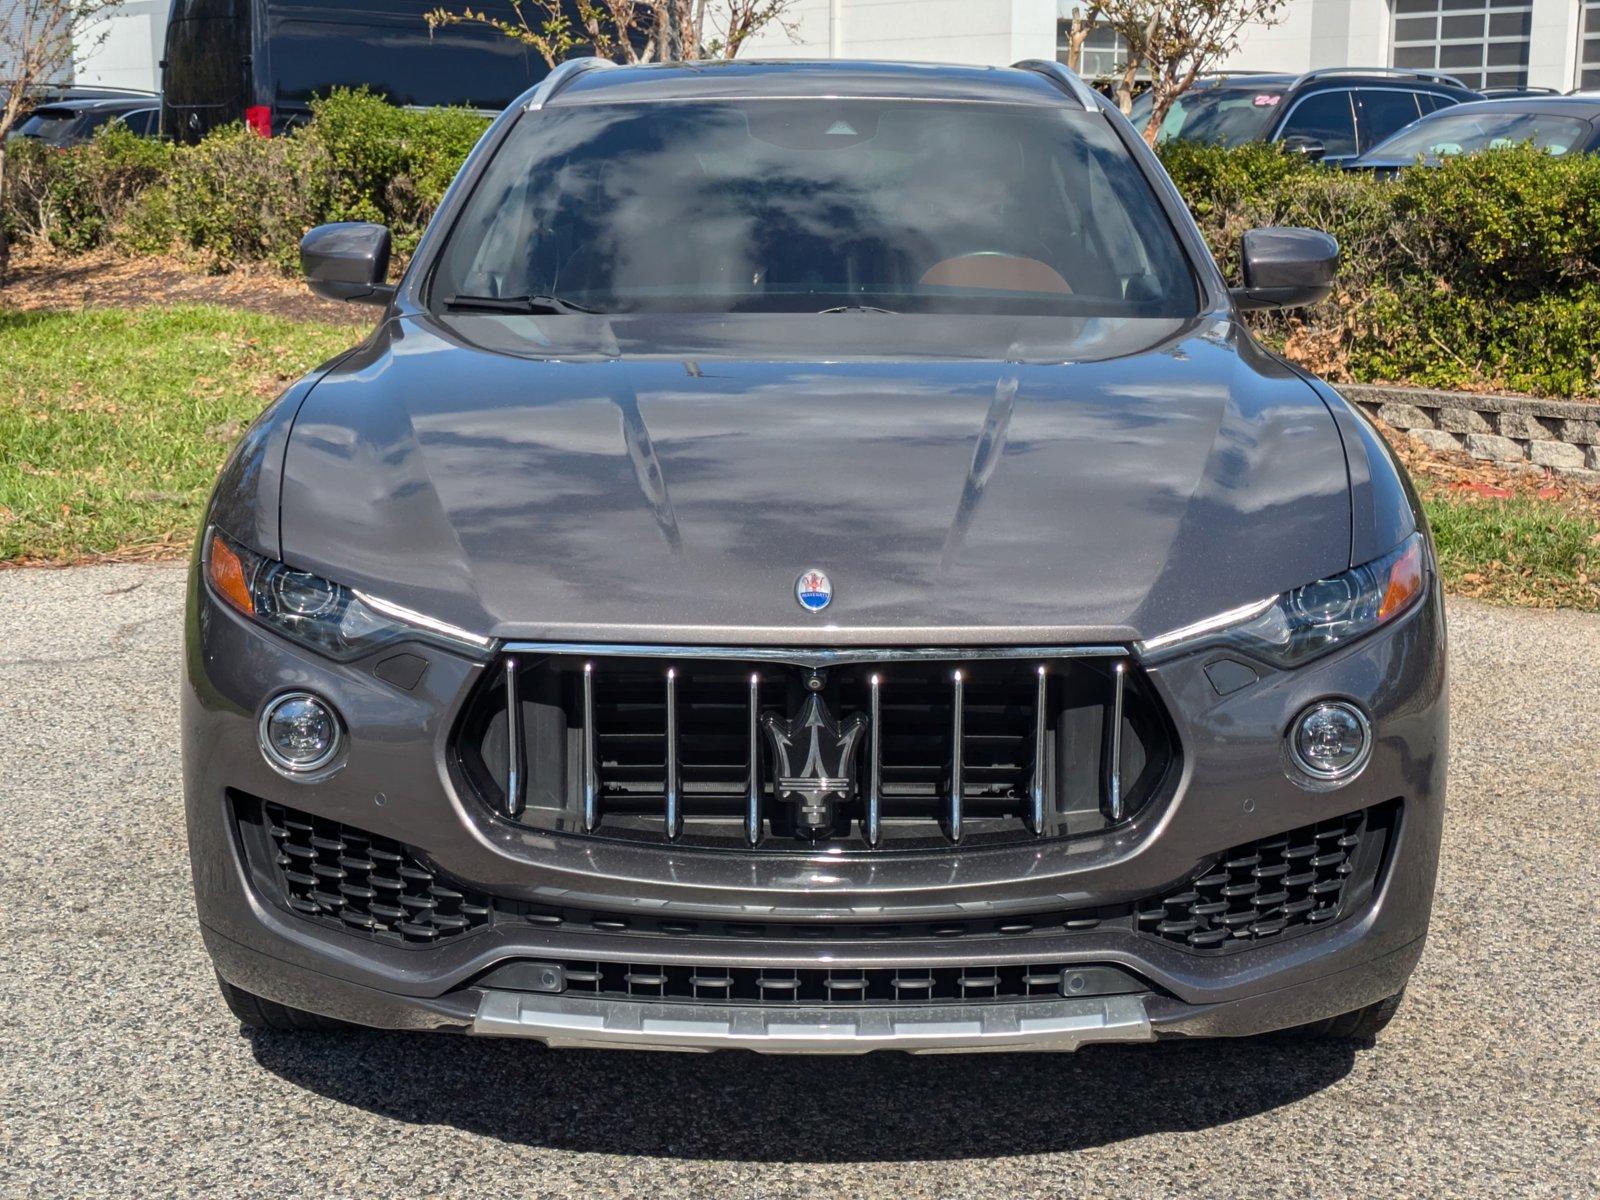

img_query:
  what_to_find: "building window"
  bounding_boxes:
[1056,21,1133,80]
[1581,0,1600,90]
[1391,0,1532,92]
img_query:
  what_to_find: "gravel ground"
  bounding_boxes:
[2,564,1597,1199]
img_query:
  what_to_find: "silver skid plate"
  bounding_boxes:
[473,991,1153,1054]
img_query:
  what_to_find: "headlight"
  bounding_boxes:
[1139,533,1425,667]
[204,528,491,660]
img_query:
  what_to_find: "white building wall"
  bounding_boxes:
[35,0,1598,103]
[735,0,1055,65]
[1527,0,1582,88]
[72,0,167,93]
[742,0,1590,91]
[1219,0,1392,75]
[1217,0,1321,74]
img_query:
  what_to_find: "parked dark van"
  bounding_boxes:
[160,0,552,141]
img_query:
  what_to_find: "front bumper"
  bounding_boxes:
[184,562,1447,1051]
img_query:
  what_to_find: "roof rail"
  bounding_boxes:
[1298,66,1470,88]
[524,56,616,111]
[1010,59,1100,110]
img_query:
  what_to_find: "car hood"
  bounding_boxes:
[279,312,1351,645]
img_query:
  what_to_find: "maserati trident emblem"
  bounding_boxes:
[760,692,866,838]
[796,569,832,612]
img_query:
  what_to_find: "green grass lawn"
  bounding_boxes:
[1,303,1597,611]
[1425,490,1599,610]
[0,306,354,563]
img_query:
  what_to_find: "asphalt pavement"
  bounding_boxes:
[2,564,1596,1198]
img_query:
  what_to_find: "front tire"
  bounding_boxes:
[216,972,358,1032]
[1283,989,1406,1041]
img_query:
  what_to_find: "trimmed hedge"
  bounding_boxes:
[5,97,1600,398]
[1159,140,1600,398]
[3,90,488,270]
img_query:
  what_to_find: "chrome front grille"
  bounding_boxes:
[453,645,1175,850]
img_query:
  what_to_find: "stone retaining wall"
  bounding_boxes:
[1339,385,1600,481]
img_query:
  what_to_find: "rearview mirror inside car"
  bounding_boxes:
[301,222,395,305]
[1232,226,1339,312]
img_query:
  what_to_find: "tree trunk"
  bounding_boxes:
[661,0,683,60]
[1142,76,1176,147]
[1115,61,1138,116]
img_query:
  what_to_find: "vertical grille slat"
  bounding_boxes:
[503,656,525,818]
[865,673,883,847]
[744,672,762,846]
[581,661,599,831]
[468,650,1170,850]
[1102,658,1126,823]
[946,669,965,844]
[664,667,682,841]
[1028,664,1047,836]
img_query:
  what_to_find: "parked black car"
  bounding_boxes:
[1349,95,1600,171]
[160,0,554,142]
[6,93,162,146]
[188,59,1445,1054]
[1129,67,1478,164]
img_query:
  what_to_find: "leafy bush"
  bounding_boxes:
[302,92,488,255]
[7,102,1600,399]
[146,126,328,270]
[1,89,483,270]
[3,125,176,252]
[1160,141,1600,397]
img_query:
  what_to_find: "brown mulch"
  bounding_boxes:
[1380,421,1600,515]
[0,246,372,327]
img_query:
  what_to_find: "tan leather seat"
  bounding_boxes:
[919,252,1072,294]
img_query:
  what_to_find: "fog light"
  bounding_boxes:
[259,692,342,774]
[1289,701,1370,780]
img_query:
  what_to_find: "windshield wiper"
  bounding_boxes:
[817,304,899,315]
[444,293,603,315]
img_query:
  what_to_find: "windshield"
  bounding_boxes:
[1366,109,1592,160]
[1129,86,1284,146]
[431,100,1200,318]
[11,109,79,145]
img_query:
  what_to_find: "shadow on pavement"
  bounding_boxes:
[250,1029,1358,1161]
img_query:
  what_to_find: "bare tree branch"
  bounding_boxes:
[1060,4,1103,74]
[426,0,798,66]
[1098,0,1287,144]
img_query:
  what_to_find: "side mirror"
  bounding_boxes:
[1232,226,1339,311]
[1280,134,1327,162]
[300,222,394,305]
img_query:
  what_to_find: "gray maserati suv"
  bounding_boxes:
[184,58,1445,1052]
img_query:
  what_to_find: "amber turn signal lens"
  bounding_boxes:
[1378,537,1423,622]
[207,534,255,615]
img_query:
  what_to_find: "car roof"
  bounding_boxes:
[1420,95,1600,118]
[31,95,159,115]
[547,59,1082,109]
[1190,73,1299,90]
[1195,68,1471,93]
